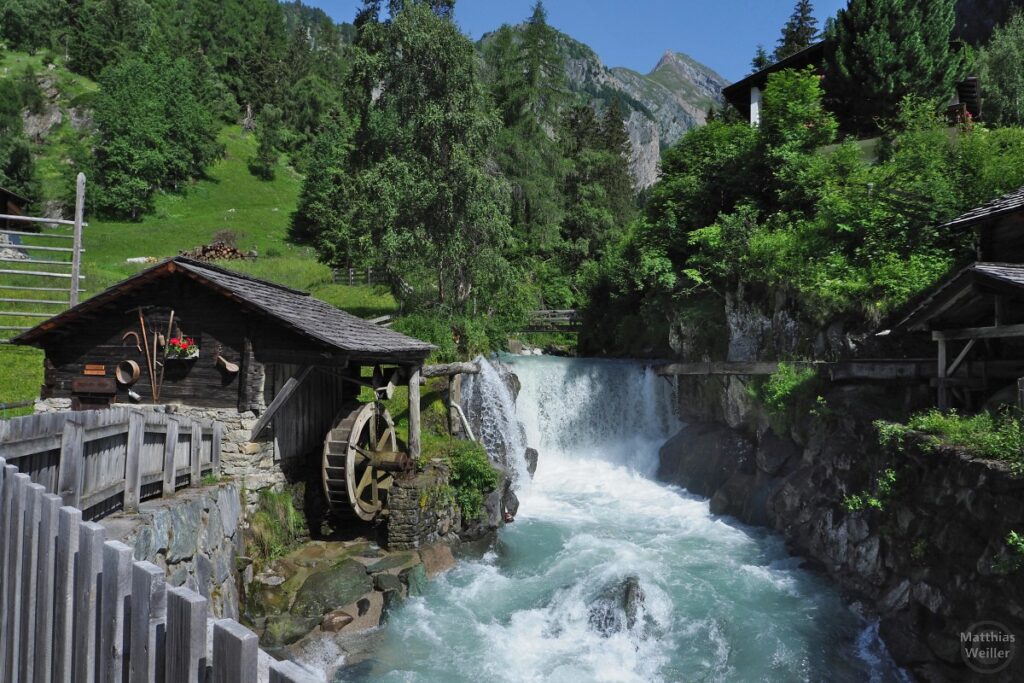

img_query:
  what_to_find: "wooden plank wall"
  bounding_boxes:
[0,408,220,521]
[0,455,316,683]
[269,363,347,462]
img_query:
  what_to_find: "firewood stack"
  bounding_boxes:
[179,240,249,262]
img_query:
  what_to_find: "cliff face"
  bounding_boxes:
[556,35,728,188]
[953,0,1024,45]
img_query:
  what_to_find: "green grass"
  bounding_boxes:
[876,409,1024,473]
[0,113,397,403]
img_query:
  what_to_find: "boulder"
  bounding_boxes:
[418,543,456,577]
[290,559,372,618]
[262,614,320,648]
[656,423,755,498]
[524,448,539,478]
[588,575,646,637]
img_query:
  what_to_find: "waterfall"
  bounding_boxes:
[331,356,906,683]
[460,355,531,485]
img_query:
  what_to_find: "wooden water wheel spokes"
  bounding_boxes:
[321,401,402,521]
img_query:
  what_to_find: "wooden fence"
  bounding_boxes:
[0,407,223,522]
[332,266,377,286]
[0,454,315,683]
[0,172,86,342]
[524,309,581,334]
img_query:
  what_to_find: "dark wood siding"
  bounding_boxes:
[41,275,336,408]
[268,364,348,461]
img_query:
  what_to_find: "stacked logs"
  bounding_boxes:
[179,240,250,262]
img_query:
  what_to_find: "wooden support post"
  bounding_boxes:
[162,418,179,497]
[4,473,29,683]
[211,620,258,683]
[189,420,202,487]
[52,506,82,683]
[211,422,222,476]
[408,365,421,462]
[124,411,145,512]
[56,419,84,506]
[129,562,166,683]
[449,373,462,436]
[270,660,317,683]
[70,173,85,307]
[74,521,106,683]
[33,493,61,683]
[0,461,12,683]
[19,482,45,683]
[937,339,949,411]
[165,587,207,683]
[100,541,133,683]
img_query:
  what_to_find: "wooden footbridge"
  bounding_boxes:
[0,408,315,683]
[524,310,581,334]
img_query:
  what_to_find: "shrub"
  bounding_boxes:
[749,362,820,430]
[843,468,897,512]
[245,488,304,565]
[443,440,498,521]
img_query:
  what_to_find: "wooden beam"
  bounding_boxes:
[250,365,312,440]
[422,361,480,378]
[932,323,1024,341]
[946,338,976,377]
[937,339,949,411]
[408,366,421,462]
[254,350,349,367]
[656,361,822,376]
[70,174,85,307]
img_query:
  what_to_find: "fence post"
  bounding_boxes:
[124,411,146,512]
[130,562,166,683]
[366,266,372,285]
[166,587,208,683]
[70,173,85,307]
[52,506,82,683]
[189,420,202,487]
[19,482,45,683]
[56,419,84,507]
[34,493,62,683]
[348,267,354,286]
[269,660,317,683]
[211,422,222,476]
[162,418,179,497]
[100,541,132,683]
[211,620,258,683]
[0,461,11,683]
[3,473,29,682]
[74,522,106,683]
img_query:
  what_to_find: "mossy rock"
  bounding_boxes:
[400,563,427,597]
[262,614,320,648]
[366,552,420,575]
[290,559,373,618]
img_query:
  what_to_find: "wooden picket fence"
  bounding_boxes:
[0,455,316,683]
[0,407,222,521]
[332,266,376,286]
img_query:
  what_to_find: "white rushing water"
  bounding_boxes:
[334,355,906,682]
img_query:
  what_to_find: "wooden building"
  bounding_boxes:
[12,258,435,517]
[892,187,1024,410]
[0,185,29,230]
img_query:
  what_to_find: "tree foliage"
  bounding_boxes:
[91,56,221,218]
[0,79,40,206]
[825,0,963,133]
[775,0,819,61]
[979,10,1024,128]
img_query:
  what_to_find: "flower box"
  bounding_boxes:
[166,336,199,360]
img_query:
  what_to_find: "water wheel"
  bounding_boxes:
[321,401,410,521]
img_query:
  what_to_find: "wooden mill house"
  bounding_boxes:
[12,256,435,520]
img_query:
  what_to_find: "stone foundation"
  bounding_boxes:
[386,460,461,550]
[101,482,244,619]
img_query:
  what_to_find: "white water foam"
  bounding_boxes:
[329,355,906,683]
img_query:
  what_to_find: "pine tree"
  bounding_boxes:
[249,105,282,180]
[0,80,39,206]
[775,0,818,61]
[751,44,772,73]
[68,0,154,79]
[826,0,963,132]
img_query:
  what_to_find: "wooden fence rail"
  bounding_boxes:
[332,266,377,286]
[0,407,223,521]
[0,455,316,683]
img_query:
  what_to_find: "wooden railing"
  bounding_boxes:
[524,309,581,333]
[0,455,315,683]
[332,266,377,286]
[0,407,221,522]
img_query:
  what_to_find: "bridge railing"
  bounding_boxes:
[0,456,316,683]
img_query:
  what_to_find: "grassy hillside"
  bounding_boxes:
[0,97,396,410]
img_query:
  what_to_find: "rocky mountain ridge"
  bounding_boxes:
[555,33,729,188]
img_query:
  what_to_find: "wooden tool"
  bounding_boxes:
[156,310,175,402]
[137,308,156,402]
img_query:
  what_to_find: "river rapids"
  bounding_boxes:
[330,355,906,682]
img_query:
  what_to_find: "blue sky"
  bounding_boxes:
[307,1,849,82]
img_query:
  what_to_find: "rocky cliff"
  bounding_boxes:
[556,34,728,188]
[657,297,1024,681]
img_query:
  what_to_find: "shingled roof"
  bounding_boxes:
[892,262,1024,332]
[13,257,434,359]
[939,186,1024,231]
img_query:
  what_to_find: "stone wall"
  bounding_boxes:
[101,482,244,620]
[386,460,461,550]
[660,377,1024,681]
